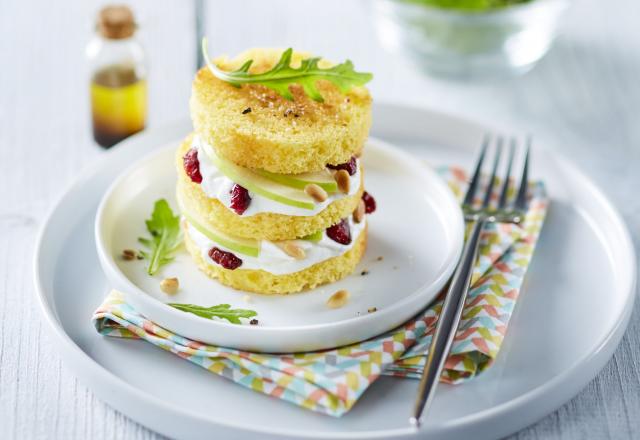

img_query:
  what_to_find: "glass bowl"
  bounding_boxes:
[373,0,569,78]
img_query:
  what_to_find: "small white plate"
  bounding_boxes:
[94,138,464,352]
[34,103,636,439]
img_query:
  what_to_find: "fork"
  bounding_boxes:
[410,134,531,427]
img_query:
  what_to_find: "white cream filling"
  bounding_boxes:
[193,136,361,217]
[187,217,366,275]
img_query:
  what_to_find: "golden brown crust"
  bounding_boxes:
[183,222,368,295]
[190,48,372,174]
[176,135,364,240]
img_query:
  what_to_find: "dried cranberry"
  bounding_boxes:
[362,191,376,214]
[327,156,357,176]
[208,247,243,270]
[326,218,351,245]
[183,148,202,183]
[229,184,251,215]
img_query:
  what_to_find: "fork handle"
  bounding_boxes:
[410,218,486,427]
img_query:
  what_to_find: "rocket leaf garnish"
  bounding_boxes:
[168,303,257,324]
[138,199,182,275]
[202,38,372,102]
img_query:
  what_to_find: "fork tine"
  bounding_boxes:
[514,136,531,211]
[463,135,490,207]
[481,137,503,208]
[497,138,516,209]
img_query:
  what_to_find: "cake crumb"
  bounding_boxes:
[368,307,377,313]
[122,249,136,261]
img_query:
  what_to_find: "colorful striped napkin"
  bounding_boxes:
[92,166,548,417]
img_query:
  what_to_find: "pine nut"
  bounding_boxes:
[353,199,365,223]
[304,184,328,202]
[327,289,350,309]
[277,241,306,260]
[160,277,179,294]
[335,169,350,194]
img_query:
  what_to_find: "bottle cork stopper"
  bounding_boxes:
[97,5,136,39]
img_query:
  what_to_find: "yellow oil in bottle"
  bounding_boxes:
[91,64,147,148]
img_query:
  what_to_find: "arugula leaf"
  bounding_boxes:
[138,199,182,275]
[404,0,531,11]
[168,303,257,324]
[202,38,372,102]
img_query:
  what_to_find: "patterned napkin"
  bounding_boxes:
[92,166,548,417]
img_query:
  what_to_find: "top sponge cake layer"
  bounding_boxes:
[190,48,372,174]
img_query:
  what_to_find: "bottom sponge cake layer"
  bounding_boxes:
[183,222,368,295]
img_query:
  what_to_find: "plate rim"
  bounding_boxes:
[92,135,464,349]
[33,102,637,439]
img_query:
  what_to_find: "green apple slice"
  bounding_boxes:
[202,144,317,210]
[301,230,323,243]
[256,169,338,193]
[182,210,260,258]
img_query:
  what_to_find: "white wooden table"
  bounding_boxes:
[1,0,639,438]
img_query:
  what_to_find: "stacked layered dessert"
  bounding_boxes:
[176,48,375,294]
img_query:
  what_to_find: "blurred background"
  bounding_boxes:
[4,0,638,237]
[1,0,640,438]
[4,0,640,186]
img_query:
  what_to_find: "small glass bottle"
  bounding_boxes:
[86,5,147,148]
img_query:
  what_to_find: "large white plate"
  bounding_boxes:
[34,103,636,440]
[94,138,463,352]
